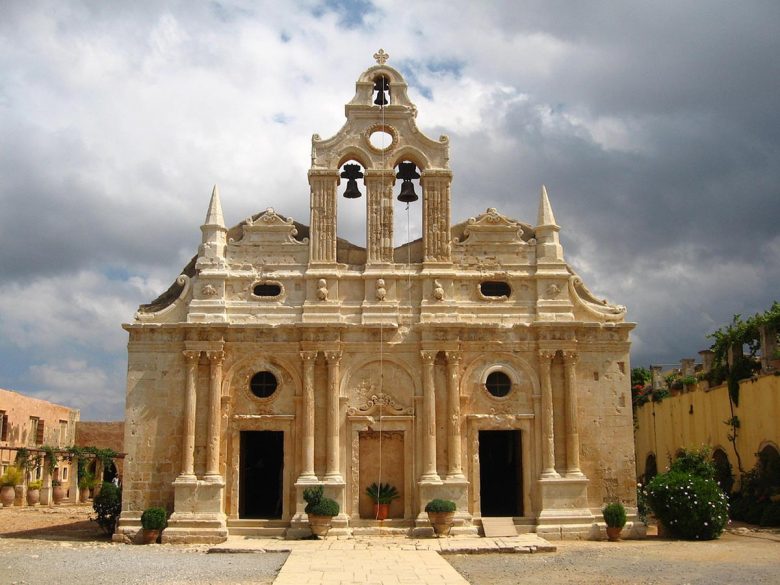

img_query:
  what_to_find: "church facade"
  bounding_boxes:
[116,52,640,543]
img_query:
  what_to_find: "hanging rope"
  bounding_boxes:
[375,80,386,520]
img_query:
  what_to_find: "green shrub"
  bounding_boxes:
[759,501,780,527]
[1,466,23,487]
[425,499,456,513]
[92,482,122,535]
[303,485,339,517]
[671,448,716,480]
[140,507,167,530]
[365,482,400,504]
[645,470,729,540]
[28,480,43,490]
[602,502,627,528]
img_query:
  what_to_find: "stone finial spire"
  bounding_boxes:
[204,185,225,228]
[534,184,563,261]
[536,185,558,227]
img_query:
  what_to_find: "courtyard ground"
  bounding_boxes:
[1,505,778,584]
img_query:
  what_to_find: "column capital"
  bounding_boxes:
[538,350,555,363]
[561,350,578,365]
[183,350,201,363]
[420,350,436,365]
[324,350,342,363]
[444,350,462,366]
[206,350,225,365]
[300,351,318,362]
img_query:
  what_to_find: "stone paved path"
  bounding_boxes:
[273,549,469,585]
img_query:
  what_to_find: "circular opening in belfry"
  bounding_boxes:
[369,130,393,150]
[250,371,278,398]
[485,371,512,398]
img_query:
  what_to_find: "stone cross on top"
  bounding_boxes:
[373,48,389,65]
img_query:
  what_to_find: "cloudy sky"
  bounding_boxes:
[1,1,778,420]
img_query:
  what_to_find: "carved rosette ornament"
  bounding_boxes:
[432,280,444,301]
[317,279,328,301]
[375,278,387,301]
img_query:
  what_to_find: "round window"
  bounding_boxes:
[250,371,278,398]
[485,371,512,397]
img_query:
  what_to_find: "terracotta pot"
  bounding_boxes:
[26,488,40,506]
[606,526,623,541]
[52,486,65,505]
[373,503,390,520]
[139,528,160,544]
[427,511,455,537]
[79,489,90,503]
[1,485,15,507]
[308,514,333,537]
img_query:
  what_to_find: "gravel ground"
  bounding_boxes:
[447,529,780,585]
[2,506,779,585]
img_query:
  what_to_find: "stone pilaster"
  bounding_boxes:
[364,169,395,264]
[179,350,200,479]
[324,350,343,482]
[539,350,559,478]
[420,350,441,482]
[308,170,339,264]
[444,351,464,480]
[420,170,452,263]
[205,351,224,480]
[562,351,583,477]
[298,351,318,482]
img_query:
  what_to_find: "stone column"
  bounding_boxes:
[680,358,695,378]
[308,170,339,264]
[299,351,318,482]
[420,351,440,481]
[562,351,583,477]
[179,350,200,479]
[205,350,225,480]
[759,324,777,371]
[324,350,343,482]
[420,169,452,263]
[445,351,464,480]
[538,350,559,478]
[699,350,714,374]
[364,169,395,264]
[650,365,663,390]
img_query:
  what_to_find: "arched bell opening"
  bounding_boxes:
[393,159,422,256]
[372,74,390,106]
[337,159,367,248]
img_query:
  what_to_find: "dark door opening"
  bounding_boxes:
[479,430,522,517]
[240,431,284,519]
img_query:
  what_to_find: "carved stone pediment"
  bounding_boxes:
[347,387,412,416]
[230,208,307,246]
[456,208,525,244]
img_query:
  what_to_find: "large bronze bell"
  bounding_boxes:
[396,161,420,203]
[373,76,390,106]
[341,164,363,199]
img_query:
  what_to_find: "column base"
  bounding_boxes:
[536,475,593,540]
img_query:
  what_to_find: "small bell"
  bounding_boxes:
[373,76,390,106]
[396,161,420,203]
[341,164,364,199]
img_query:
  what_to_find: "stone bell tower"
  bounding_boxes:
[307,49,452,268]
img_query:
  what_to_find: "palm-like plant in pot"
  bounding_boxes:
[303,486,339,537]
[425,499,456,537]
[602,502,627,541]
[365,482,399,520]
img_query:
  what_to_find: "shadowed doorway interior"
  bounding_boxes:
[479,430,522,517]
[240,431,283,518]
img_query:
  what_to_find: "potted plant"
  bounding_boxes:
[139,506,167,544]
[602,502,627,541]
[51,479,66,504]
[303,485,339,537]
[1,466,23,507]
[365,482,399,520]
[425,499,456,537]
[79,473,96,502]
[26,480,42,506]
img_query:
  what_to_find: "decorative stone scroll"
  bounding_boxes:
[347,391,412,416]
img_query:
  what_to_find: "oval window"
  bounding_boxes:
[485,371,512,397]
[254,283,282,297]
[250,371,278,398]
[369,130,393,150]
[480,281,511,297]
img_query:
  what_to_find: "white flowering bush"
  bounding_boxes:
[645,448,729,540]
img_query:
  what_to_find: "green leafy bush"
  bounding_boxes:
[602,502,627,528]
[140,507,167,530]
[28,480,43,490]
[92,482,122,535]
[303,485,339,517]
[646,471,728,540]
[1,466,23,487]
[425,499,456,513]
[365,482,399,504]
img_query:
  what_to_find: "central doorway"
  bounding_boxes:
[479,430,523,517]
[240,431,283,519]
